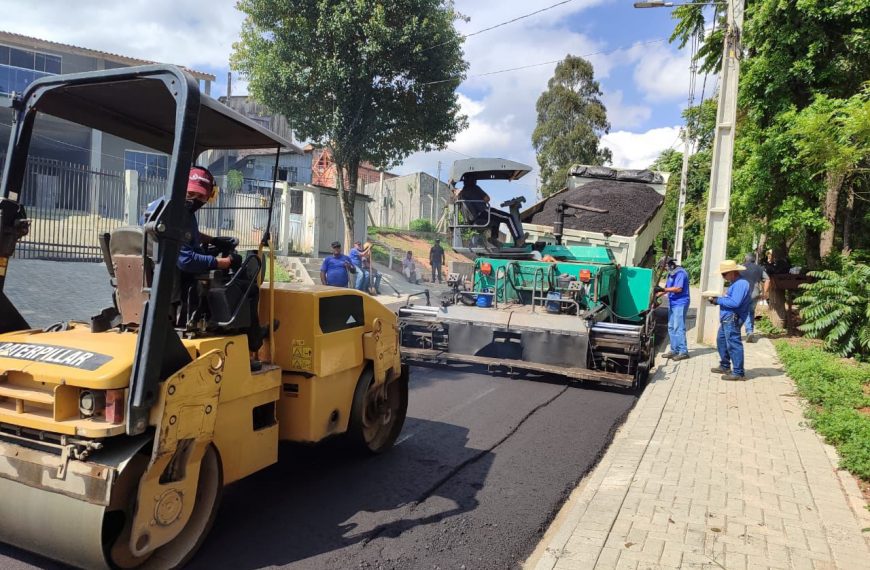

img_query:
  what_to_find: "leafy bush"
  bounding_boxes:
[775,340,870,480]
[681,252,703,284]
[755,317,785,337]
[409,218,436,232]
[796,259,870,359]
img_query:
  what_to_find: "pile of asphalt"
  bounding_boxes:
[527,180,664,237]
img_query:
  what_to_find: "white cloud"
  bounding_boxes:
[0,0,241,71]
[627,42,692,102]
[1,0,690,197]
[601,90,651,130]
[602,126,681,170]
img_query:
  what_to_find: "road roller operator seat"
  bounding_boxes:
[105,225,258,333]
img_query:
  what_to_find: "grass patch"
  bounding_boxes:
[263,258,293,282]
[775,340,870,480]
[756,316,786,337]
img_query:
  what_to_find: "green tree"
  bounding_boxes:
[669,0,870,266]
[532,55,611,197]
[232,0,468,246]
[790,88,870,255]
[651,97,717,275]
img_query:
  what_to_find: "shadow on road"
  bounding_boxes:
[190,418,490,569]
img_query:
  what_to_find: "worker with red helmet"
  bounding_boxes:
[142,165,238,273]
[142,166,268,366]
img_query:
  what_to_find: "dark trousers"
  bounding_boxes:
[431,263,443,283]
[486,208,523,242]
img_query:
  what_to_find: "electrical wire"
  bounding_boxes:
[422,37,670,86]
[697,6,720,104]
[422,0,579,53]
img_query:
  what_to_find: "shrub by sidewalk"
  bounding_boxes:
[775,340,870,481]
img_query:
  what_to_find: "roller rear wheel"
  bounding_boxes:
[348,365,409,454]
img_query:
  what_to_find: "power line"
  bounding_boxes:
[423,37,670,86]
[422,0,578,53]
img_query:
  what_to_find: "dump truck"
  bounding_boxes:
[0,65,407,568]
[398,158,658,389]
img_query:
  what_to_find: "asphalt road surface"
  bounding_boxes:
[0,259,650,569]
[0,365,637,570]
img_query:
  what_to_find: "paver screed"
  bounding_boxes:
[531,318,870,569]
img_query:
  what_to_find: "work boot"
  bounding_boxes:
[710,366,729,374]
[721,373,746,381]
[747,333,759,343]
[661,351,676,359]
[671,353,689,361]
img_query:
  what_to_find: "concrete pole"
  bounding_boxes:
[379,170,385,226]
[673,130,691,264]
[434,161,441,223]
[696,0,745,344]
[123,169,139,226]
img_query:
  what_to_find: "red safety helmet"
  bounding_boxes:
[187,166,216,201]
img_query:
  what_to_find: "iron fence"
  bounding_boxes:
[198,186,281,251]
[0,153,284,261]
[14,157,126,261]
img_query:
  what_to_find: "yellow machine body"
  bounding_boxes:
[260,284,403,443]
[0,285,405,568]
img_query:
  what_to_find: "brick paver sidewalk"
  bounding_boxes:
[531,329,870,568]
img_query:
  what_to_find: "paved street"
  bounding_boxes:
[4,258,113,328]
[531,297,870,570]
[0,260,639,570]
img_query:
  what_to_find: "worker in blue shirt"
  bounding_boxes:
[141,166,236,273]
[707,260,752,381]
[142,166,268,368]
[656,258,690,361]
[320,241,357,287]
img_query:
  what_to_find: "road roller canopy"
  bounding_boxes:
[4,64,292,156]
[450,158,533,183]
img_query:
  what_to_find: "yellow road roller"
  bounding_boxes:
[0,65,408,568]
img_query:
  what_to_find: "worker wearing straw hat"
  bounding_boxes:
[705,260,752,381]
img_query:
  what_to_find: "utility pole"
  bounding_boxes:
[673,42,697,265]
[433,161,441,224]
[673,132,691,264]
[696,0,745,344]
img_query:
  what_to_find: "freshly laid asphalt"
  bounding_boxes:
[0,259,642,569]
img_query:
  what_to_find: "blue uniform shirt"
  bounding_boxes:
[716,277,752,322]
[665,267,690,307]
[321,254,353,286]
[349,246,363,268]
[142,199,217,274]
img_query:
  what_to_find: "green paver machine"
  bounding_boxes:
[397,158,657,389]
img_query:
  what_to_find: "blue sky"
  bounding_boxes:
[1,0,713,204]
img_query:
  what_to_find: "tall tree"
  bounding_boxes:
[790,88,870,255]
[532,55,611,197]
[669,0,870,265]
[232,0,468,246]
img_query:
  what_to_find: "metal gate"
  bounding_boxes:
[14,157,126,261]
[198,183,281,251]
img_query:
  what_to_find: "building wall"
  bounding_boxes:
[363,172,451,229]
[239,153,312,186]
[0,33,213,167]
[221,96,294,143]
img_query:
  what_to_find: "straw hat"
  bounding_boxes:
[718,259,746,274]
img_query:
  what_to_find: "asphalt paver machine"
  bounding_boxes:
[398,158,656,389]
[0,65,408,568]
